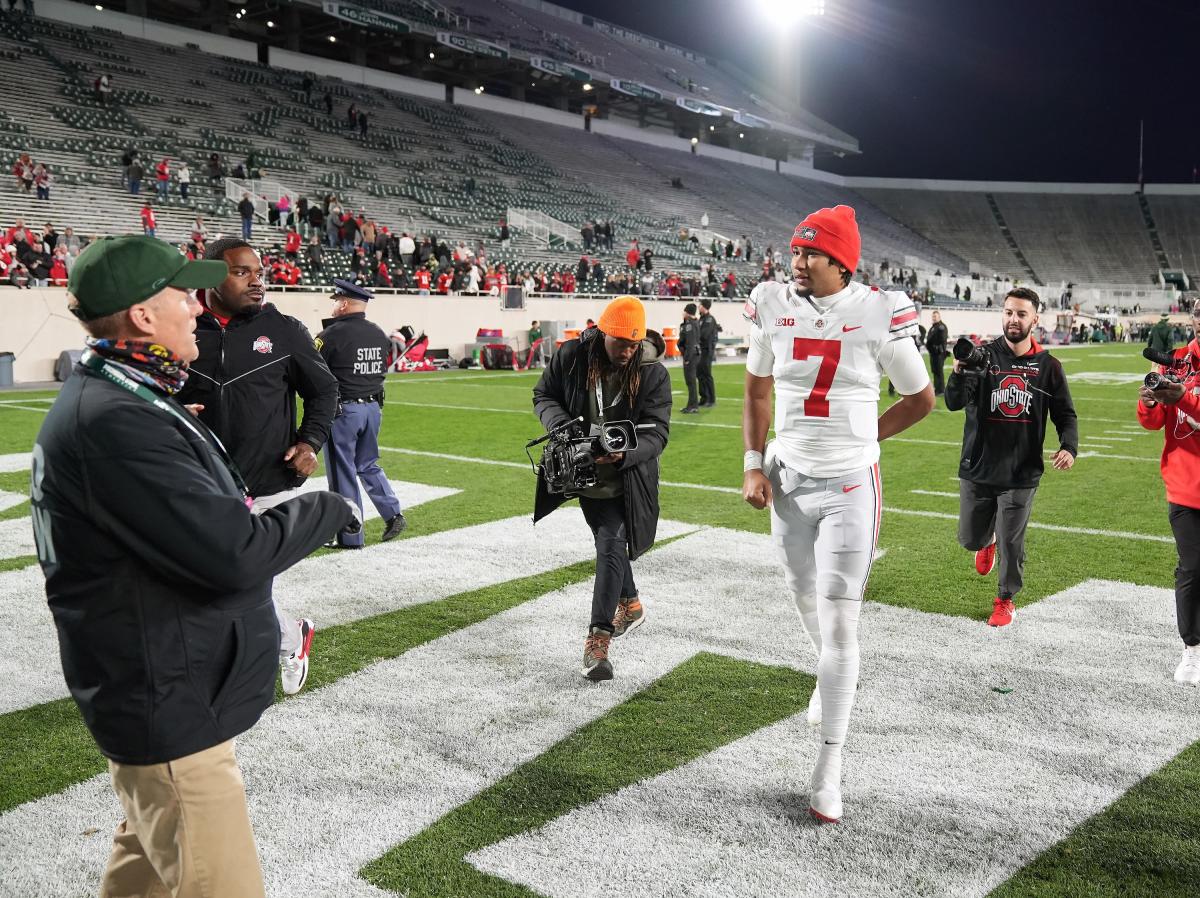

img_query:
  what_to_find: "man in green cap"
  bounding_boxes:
[30,236,359,898]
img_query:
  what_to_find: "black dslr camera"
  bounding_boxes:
[1143,347,1186,390]
[526,416,643,496]
[953,336,990,371]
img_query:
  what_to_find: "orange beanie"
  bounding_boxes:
[597,295,646,341]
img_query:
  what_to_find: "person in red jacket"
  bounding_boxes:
[139,203,156,238]
[414,266,432,295]
[48,252,68,287]
[436,270,452,295]
[284,228,301,260]
[562,271,576,294]
[155,158,170,201]
[1139,300,1200,686]
[626,241,640,270]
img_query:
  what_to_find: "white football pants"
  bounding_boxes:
[767,450,880,752]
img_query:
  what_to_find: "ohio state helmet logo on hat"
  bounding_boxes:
[796,226,817,241]
[252,336,274,354]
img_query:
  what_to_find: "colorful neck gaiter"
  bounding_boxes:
[85,338,189,396]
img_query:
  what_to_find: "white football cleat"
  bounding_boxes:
[806,686,822,728]
[809,747,843,824]
[1173,645,1200,687]
[281,618,315,695]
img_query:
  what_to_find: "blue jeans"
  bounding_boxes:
[129,180,140,194]
[144,227,155,238]
[241,219,252,239]
[156,181,168,200]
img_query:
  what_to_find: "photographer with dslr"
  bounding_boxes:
[532,296,672,682]
[945,288,1078,627]
[1138,299,1200,685]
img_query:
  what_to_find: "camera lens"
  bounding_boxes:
[1144,372,1165,390]
[603,427,628,451]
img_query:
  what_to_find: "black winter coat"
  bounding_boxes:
[33,363,351,764]
[175,303,338,498]
[532,330,672,560]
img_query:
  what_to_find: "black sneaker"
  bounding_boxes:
[681,406,700,414]
[382,513,407,542]
[582,626,614,681]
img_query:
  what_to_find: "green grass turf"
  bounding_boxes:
[361,651,814,898]
[0,344,1194,896]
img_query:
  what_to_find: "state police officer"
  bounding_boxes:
[679,302,701,413]
[317,279,407,548]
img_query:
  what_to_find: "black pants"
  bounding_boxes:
[579,495,636,633]
[929,349,947,394]
[683,355,699,408]
[697,352,715,405]
[1169,503,1200,646]
[958,480,1037,599]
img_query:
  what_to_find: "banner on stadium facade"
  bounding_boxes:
[530,57,591,82]
[733,111,771,129]
[321,1,411,34]
[676,96,723,116]
[436,32,509,59]
[609,79,663,101]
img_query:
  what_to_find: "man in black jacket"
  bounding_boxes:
[176,237,339,693]
[678,302,701,413]
[945,287,1078,627]
[317,279,407,547]
[533,296,672,681]
[925,309,949,395]
[697,297,721,407]
[34,236,355,897]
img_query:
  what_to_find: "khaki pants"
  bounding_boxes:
[100,740,265,898]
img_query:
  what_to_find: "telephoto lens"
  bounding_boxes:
[1144,371,1174,390]
[952,336,988,371]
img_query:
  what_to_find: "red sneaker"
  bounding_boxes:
[975,539,997,575]
[988,598,1015,627]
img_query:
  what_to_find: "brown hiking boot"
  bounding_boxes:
[611,596,645,638]
[582,626,613,682]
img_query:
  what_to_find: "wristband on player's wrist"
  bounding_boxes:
[743,450,764,472]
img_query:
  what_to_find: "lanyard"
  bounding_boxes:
[81,350,251,499]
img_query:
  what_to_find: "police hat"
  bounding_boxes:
[331,278,374,302]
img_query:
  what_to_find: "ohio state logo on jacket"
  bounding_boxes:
[252,336,273,354]
[991,374,1033,417]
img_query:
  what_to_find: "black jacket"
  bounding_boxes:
[532,330,672,560]
[317,312,391,400]
[175,303,338,497]
[945,337,1078,488]
[699,313,721,356]
[926,320,948,354]
[33,364,351,764]
[238,198,255,220]
[678,317,701,359]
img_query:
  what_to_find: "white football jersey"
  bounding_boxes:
[746,280,929,477]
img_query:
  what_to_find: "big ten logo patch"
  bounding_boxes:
[775,317,796,327]
[990,374,1033,417]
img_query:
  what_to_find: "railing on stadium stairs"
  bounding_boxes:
[224,176,300,220]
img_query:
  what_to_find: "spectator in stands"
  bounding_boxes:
[245,150,260,179]
[374,255,392,288]
[964,285,972,302]
[347,103,357,130]
[417,236,434,266]
[349,246,365,280]
[721,269,737,298]
[562,270,576,294]
[575,255,590,286]
[177,161,190,200]
[94,72,112,106]
[466,263,481,293]
[397,232,415,268]
[307,202,323,241]
[338,213,356,252]
[626,241,640,270]
[284,227,301,261]
[591,258,605,285]
[279,194,293,229]
[128,157,144,194]
[155,158,170,201]
[238,193,255,240]
[306,234,323,274]
[191,215,207,246]
[323,90,333,116]
[302,74,314,102]
[581,220,594,251]
[954,282,961,300]
[41,222,57,251]
[745,236,753,261]
[33,162,51,200]
[48,246,68,287]
[13,152,32,192]
[724,239,733,260]
[19,237,50,285]
[500,218,510,249]
[62,226,81,267]
[139,202,156,238]
[414,264,432,296]
[436,268,453,295]
[1,245,30,288]
[206,152,223,185]
[361,218,376,250]
[358,111,368,138]
[603,220,615,251]
[6,217,33,248]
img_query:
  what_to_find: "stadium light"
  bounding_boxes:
[429,52,435,59]
[474,86,484,94]
[235,11,242,18]
[582,83,593,91]
[709,125,715,132]
[691,137,698,145]
[756,0,825,25]
[739,132,745,139]
[94,4,102,9]
[328,35,337,42]
[267,20,275,27]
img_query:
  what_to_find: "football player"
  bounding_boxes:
[742,205,935,823]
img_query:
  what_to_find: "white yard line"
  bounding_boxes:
[910,489,959,498]
[0,490,26,513]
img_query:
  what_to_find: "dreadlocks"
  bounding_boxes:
[586,331,642,406]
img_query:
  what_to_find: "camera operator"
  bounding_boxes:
[1138,299,1200,685]
[945,287,1078,627]
[532,296,672,682]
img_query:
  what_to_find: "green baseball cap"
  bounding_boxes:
[68,235,229,321]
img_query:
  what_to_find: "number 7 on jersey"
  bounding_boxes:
[792,338,842,418]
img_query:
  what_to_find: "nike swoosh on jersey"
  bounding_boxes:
[842,325,862,333]
[842,484,861,493]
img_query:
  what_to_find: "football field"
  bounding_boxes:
[0,342,1197,897]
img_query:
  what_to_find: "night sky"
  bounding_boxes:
[554,0,1198,184]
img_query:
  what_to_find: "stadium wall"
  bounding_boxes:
[270,48,447,102]
[451,89,583,130]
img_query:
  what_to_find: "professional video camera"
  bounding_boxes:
[526,416,646,496]
[1142,347,1188,390]
[952,336,990,371]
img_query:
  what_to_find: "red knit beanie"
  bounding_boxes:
[790,205,861,275]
